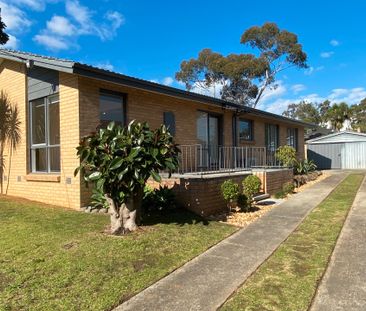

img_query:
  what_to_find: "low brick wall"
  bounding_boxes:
[253,168,294,195]
[147,172,251,216]
[148,168,294,216]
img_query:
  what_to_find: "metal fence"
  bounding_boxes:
[178,144,268,174]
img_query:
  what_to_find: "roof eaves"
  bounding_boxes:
[0,49,74,73]
[73,63,310,128]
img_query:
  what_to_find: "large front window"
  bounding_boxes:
[30,95,60,173]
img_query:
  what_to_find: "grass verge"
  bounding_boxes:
[0,197,237,311]
[221,173,364,311]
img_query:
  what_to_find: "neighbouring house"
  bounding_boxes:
[307,131,366,170]
[0,49,309,214]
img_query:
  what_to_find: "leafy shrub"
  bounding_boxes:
[274,190,287,199]
[242,175,262,207]
[282,182,295,194]
[142,185,177,214]
[294,159,317,175]
[221,179,240,203]
[275,146,297,167]
[237,194,248,211]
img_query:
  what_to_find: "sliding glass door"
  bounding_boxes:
[197,111,221,170]
[265,123,279,165]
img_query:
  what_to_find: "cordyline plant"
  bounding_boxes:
[0,91,21,194]
[75,121,180,235]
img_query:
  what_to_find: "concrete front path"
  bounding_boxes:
[311,175,366,311]
[115,172,346,311]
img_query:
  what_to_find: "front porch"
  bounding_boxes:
[178,144,279,174]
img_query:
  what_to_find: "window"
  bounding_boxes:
[30,94,60,173]
[238,119,253,141]
[287,128,298,150]
[265,123,279,152]
[99,90,125,128]
[163,111,176,136]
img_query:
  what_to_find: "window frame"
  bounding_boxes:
[265,123,279,152]
[99,89,127,128]
[238,118,254,142]
[29,94,60,173]
[287,127,298,151]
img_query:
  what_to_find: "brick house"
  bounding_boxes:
[0,49,308,212]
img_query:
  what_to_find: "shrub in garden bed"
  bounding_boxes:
[142,185,177,215]
[242,175,262,209]
[221,179,240,211]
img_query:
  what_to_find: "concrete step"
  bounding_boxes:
[253,193,270,202]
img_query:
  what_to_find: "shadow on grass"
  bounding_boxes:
[141,208,209,227]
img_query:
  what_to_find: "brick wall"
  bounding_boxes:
[253,168,294,195]
[0,61,81,209]
[0,62,303,209]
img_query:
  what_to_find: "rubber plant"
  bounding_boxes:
[75,121,180,234]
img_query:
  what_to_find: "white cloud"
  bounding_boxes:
[304,66,324,76]
[320,51,334,58]
[191,81,223,98]
[46,15,76,36]
[330,39,340,46]
[33,34,69,50]
[260,81,287,104]
[94,61,114,71]
[262,87,366,115]
[264,98,293,114]
[0,2,32,32]
[3,34,19,49]
[291,84,306,94]
[162,77,174,86]
[328,87,366,104]
[34,1,124,50]
[11,0,50,11]
[64,0,124,40]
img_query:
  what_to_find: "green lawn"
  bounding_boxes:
[0,197,237,311]
[221,173,364,311]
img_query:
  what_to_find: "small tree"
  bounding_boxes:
[0,91,21,194]
[275,145,297,167]
[75,121,180,235]
[242,175,261,208]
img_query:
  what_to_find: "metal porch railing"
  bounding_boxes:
[178,145,272,174]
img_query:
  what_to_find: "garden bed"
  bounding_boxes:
[208,171,328,228]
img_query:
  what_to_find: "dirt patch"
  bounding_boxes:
[0,272,11,291]
[62,241,79,250]
[132,257,155,272]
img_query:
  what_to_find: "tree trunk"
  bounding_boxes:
[0,144,4,194]
[5,142,12,195]
[105,195,123,235]
[105,188,144,235]
[121,187,144,232]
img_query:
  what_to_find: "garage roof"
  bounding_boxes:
[307,131,366,144]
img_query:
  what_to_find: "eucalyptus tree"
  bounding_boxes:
[176,22,308,107]
[75,121,180,234]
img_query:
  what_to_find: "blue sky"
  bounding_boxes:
[2,0,366,113]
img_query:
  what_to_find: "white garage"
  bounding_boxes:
[306,131,366,169]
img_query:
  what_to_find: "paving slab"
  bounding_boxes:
[311,175,366,311]
[115,172,347,311]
